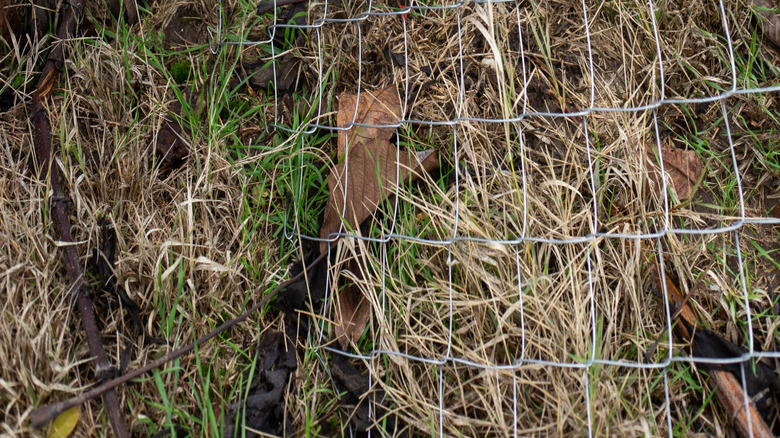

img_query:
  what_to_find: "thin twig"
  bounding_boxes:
[29,1,129,436]
[30,250,327,429]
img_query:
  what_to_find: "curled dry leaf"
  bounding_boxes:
[320,138,439,254]
[645,141,704,201]
[224,328,298,437]
[91,219,162,345]
[249,35,303,93]
[333,261,370,351]
[247,2,307,94]
[321,85,440,349]
[335,86,402,159]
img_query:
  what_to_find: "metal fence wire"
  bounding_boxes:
[211,0,780,435]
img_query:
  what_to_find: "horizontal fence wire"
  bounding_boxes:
[211,0,780,436]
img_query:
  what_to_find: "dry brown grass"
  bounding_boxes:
[307,0,780,436]
[1,1,284,434]
[1,0,779,436]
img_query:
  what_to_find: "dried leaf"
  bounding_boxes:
[330,355,401,434]
[320,138,439,253]
[279,245,329,313]
[321,96,440,254]
[321,85,440,349]
[334,285,369,347]
[91,219,162,345]
[162,6,206,47]
[47,407,79,438]
[257,0,308,16]
[151,110,188,171]
[646,141,704,201]
[336,86,402,159]
[224,328,298,437]
[751,0,780,48]
[248,43,302,93]
[28,0,54,41]
[247,3,307,93]
[333,259,370,348]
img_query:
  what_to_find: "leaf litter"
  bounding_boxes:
[90,219,164,349]
[245,2,308,94]
[331,354,403,435]
[0,0,25,50]
[645,140,704,202]
[320,85,439,348]
[225,326,298,437]
[751,0,780,48]
[318,84,438,435]
[12,0,780,434]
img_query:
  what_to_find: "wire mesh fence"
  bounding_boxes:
[211,0,780,435]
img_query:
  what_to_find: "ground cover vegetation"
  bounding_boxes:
[1,0,780,436]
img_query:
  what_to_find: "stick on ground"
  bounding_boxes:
[28,0,129,436]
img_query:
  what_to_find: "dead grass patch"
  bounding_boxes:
[2,0,779,436]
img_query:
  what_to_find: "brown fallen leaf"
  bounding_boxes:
[151,113,188,172]
[652,264,779,437]
[224,327,298,436]
[321,85,440,349]
[249,40,302,93]
[336,87,402,159]
[0,0,27,110]
[29,0,55,42]
[320,137,439,254]
[247,2,307,94]
[321,85,439,254]
[751,0,780,48]
[645,141,704,201]
[333,260,370,348]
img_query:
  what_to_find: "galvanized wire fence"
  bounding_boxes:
[211,0,780,435]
